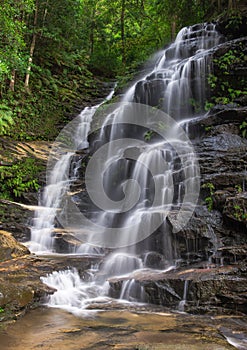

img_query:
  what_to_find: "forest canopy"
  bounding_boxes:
[0,0,244,139]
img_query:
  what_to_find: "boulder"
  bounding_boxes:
[0,230,30,262]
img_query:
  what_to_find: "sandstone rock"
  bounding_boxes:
[0,254,103,323]
[0,230,30,262]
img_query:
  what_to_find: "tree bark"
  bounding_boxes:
[25,2,38,91]
[171,16,177,41]
[9,70,16,91]
[121,0,126,66]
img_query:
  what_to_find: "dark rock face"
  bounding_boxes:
[0,200,34,242]
[52,230,83,253]
[108,265,247,315]
[134,79,166,107]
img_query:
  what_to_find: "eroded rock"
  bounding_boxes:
[0,230,30,262]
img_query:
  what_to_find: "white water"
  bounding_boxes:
[178,280,189,312]
[37,23,224,314]
[28,88,115,254]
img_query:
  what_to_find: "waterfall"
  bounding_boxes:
[28,87,115,254]
[178,280,189,312]
[37,23,224,312]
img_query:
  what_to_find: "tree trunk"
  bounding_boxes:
[9,70,16,91]
[25,2,38,91]
[171,16,177,41]
[121,0,126,66]
[90,16,96,56]
[89,1,97,57]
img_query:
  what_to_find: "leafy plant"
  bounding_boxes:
[204,126,212,132]
[144,130,154,141]
[235,184,243,193]
[202,182,215,211]
[207,74,217,89]
[0,158,42,200]
[204,101,214,111]
[234,204,247,222]
[0,104,14,135]
[240,121,247,138]
[225,14,243,31]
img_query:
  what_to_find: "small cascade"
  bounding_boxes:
[98,253,143,282]
[178,280,189,312]
[120,279,145,302]
[29,108,95,253]
[30,152,74,252]
[28,87,116,254]
[41,268,109,316]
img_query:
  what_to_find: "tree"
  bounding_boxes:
[25,0,38,90]
[0,0,34,93]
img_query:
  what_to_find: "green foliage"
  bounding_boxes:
[0,307,4,313]
[235,184,243,193]
[0,158,42,200]
[202,182,215,211]
[189,98,201,113]
[208,43,247,107]
[234,204,247,222]
[0,0,209,139]
[240,121,247,138]
[207,74,217,89]
[144,130,154,141]
[204,101,214,111]
[0,104,14,135]
[225,13,243,31]
[215,49,245,72]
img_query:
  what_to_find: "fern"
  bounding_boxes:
[0,104,14,135]
[240,121,247,138]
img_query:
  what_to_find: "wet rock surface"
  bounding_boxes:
[0,251,103,325]
[0,307,246,350]
[108,264,247,315]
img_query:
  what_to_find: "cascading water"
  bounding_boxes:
[29,108,95,253]
[28,89,115,253]
[37,23,224,313]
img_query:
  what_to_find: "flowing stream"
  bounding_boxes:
[28,23,226,315]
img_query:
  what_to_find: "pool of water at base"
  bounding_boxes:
[0,306,246,350]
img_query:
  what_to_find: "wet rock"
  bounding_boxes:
[109,265,247,315]
[223,193,247,226]
[53,230,83,253]
[0,200,33,242]
[0,254,103,323]
[0,230,30,262]
[134,79,165,107]
[142,251,170,270]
